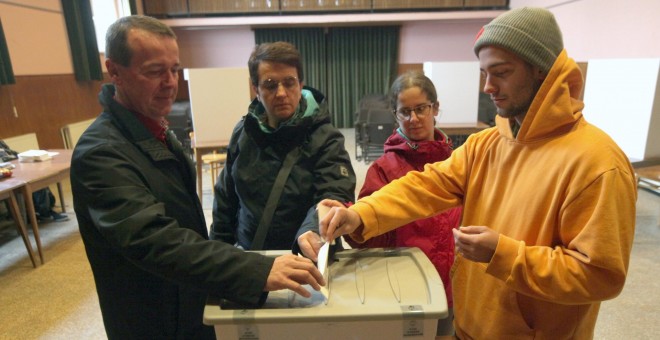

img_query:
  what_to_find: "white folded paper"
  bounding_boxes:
[17,150,58,162]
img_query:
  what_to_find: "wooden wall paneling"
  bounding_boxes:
[373,0,463,10]
[143,0,189,16]
[0,75,108,149]
[142,0,507,16]
[281,0,371,12]
[0,86,18,135]
[143,0,507,15]
[189,0,279,14]
[464,0,509,8]
[397,63,423,75]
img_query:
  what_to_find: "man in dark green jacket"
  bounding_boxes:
[210,42,355,258]
[71,16,324,340]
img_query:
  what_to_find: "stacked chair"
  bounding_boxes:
[167,101,193,155]
[354,94,396,163]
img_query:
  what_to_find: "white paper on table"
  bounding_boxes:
[17,150,59,162]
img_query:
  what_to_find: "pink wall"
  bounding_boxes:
[170,0,660,68]
[172,20,491,68]
[399,20,490,63]
[510,0,660,61]
[174,27,255,68]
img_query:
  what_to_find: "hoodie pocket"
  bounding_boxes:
[452,255,536,338]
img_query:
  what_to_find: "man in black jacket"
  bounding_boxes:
[210,42,356,260]
[71,16,324,340]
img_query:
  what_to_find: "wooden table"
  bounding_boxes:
[193,139,229,203]
[634,162,660,226]
[0,176,39,267]
[437,122,491,148]
[437,121,491,135]
[636,165,660,182]
[9,149,72,264]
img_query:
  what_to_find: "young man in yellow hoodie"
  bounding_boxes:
[318,7,637,339]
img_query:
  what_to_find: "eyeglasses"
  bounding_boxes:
[394,103,434,121]
[259,76,300,92]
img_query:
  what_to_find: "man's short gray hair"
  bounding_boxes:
[105,15,176,66]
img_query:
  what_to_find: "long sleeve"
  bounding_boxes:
[210,154,239,245]
[294,126,356,251]
[486,167,636,304]
[210,125,243,245]
[72,141,273,304]
[346,160,396,248]
[349,146,467,243]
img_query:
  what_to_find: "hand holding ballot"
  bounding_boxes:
[297,231,324,262]
[265,254,325,298]
[317,199,363,243]
[297,201,342,261]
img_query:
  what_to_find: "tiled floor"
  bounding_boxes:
[0,128,658,339]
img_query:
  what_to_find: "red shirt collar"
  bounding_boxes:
[133,112,169,144]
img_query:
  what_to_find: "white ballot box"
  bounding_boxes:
[204,248,448,340]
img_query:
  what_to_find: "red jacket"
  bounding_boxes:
[347,128,462,307]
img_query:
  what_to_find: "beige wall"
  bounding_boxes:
[0,0,73,75]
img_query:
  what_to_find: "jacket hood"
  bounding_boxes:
[99,84,154,144]
[383,128,453,169]
[244,86,330,150]
[247,86,329,132]
[496,49,585,142]
[98,84,180,162]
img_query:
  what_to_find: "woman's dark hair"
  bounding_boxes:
[389,70,438,109]
[248,41,304,86]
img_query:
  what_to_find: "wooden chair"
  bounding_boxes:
[61,118,95,149]
[201,151,227,189]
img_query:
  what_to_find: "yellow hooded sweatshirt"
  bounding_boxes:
[349,50,637,339]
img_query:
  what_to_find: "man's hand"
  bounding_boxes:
[298,199,348,260]
[452,225,499,263]
[318,199,362,242]
[265,254,325,298]
[298,231,323,261]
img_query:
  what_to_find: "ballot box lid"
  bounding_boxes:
[203,247,448,325]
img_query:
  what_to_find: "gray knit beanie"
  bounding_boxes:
[474,7,564,73]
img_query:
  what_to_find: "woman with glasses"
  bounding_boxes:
[345,70,462,336]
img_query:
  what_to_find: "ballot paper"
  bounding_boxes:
[316,203,332,301]
[317,241,330,301]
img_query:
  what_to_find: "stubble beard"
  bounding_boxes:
[496,79,542,121]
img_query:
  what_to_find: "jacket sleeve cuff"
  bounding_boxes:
[347,201,379,243]
[485,233,520,281]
